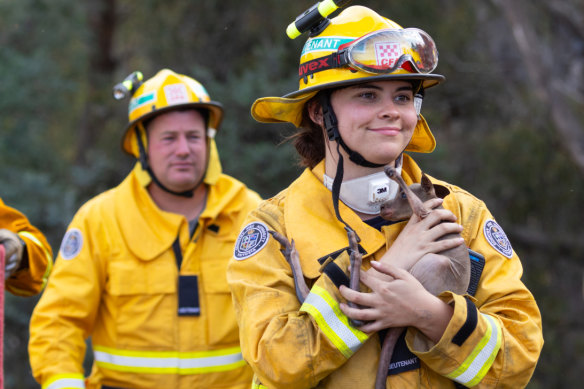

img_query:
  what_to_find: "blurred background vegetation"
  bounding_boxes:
[1,0,582,387]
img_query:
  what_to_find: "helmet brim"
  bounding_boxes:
[251,73,444,127]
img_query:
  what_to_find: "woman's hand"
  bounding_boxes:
[379,198,464,271]
[339,261,453,343]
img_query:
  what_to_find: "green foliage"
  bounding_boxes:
[1,0,582,387]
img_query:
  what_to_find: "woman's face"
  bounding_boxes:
[329,80,418,166]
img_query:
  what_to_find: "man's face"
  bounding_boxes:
[146,109,207,192]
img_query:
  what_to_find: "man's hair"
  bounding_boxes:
[142,107,210,133]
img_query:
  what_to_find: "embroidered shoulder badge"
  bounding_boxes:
[483,219,513,258]
[234,222,270,260]
[60,228,83,260]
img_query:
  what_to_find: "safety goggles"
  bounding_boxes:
[298,28,438,80]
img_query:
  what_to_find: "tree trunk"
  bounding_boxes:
[74,0,117,166]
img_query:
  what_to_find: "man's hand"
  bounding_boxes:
[0,229,25,278]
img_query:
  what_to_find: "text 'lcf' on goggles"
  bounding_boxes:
[298,28,438,80]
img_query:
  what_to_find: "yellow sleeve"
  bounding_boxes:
[29,206,103,388]
[227,203,368,389]
[0,198,53,296]
[406,200,543,388]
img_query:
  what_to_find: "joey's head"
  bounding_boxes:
[379,186,417,221]
[379,173,450,221]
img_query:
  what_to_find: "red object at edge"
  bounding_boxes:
[0,244,5,389]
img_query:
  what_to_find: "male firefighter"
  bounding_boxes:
[29,69,260,389]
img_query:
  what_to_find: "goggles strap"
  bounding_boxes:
[134,125,195,198]
[300,51,348,82]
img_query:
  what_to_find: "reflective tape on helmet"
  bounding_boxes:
[300,285,368,359]
[446,314,502,386]
[42,373,85,389]
[93,345,246,374]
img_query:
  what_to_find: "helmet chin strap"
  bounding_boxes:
[134,125,200,198]
[320,92,385,169]
[320,91,388,242]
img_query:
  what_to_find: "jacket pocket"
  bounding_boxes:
[106,255,177,347]
[201,258,239,346]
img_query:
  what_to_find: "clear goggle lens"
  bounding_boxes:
[341,28,438,75]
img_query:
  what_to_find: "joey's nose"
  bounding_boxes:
[379,204,392,218]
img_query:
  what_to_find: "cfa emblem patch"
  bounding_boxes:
[234,222,270,260]
[483,219,513,258]
[60,228,83,260]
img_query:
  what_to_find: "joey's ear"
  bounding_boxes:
[433,184,451,199]
[420,174,433,193]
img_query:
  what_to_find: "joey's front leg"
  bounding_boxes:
[269,230,310,302]
[347,229,365,327]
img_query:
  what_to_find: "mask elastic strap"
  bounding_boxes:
[135,124,195,198]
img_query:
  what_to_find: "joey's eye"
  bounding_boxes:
[401,192,407,199]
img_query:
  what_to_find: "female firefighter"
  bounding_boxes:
[227,5,543,389]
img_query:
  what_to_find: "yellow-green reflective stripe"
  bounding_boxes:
[286,22,301,39]
[300,285,368,359]
[19,230,53,288]
[42,373,85,389]
[93,345,246,374]
[446,314,502,386]
[251,382,269,389]
[318,0,340,17]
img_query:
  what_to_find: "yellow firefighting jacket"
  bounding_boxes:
[227,155,543,389]
[1,198,53,296]
[29,163,261,389]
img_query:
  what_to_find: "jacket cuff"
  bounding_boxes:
[42,373,85,389]
[406,292,502,387]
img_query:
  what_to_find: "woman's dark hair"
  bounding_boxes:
[288,93,326,169]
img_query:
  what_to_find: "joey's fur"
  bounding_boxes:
[380,167,470,296]
[372,166,470,389]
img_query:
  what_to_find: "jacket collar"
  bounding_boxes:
[285,161,383,278]
[284,156,423,278]
[115,163,247,261]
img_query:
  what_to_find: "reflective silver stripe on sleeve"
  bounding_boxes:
[300,285,368,359]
